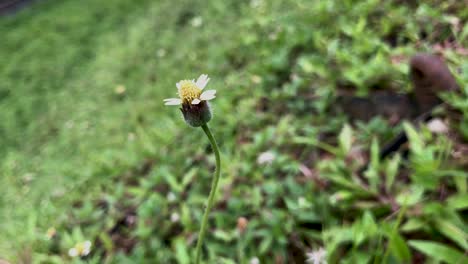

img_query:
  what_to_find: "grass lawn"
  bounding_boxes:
[1,0,467,263]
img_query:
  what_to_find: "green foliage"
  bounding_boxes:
[0,0,467,263]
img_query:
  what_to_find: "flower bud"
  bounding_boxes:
[237,216,248,234]
[180,101,212,127]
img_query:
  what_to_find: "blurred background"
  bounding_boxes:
[0,0,467,263]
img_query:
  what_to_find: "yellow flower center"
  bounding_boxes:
[76,243,86,254]
[46,228,56,239]
[178,80,201,104]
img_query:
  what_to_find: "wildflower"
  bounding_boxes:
[250,0,263,8]
[298,197,308,208]
[257,151,275,165]
[306,247,327,264]
[115,85,126,95]
[191,16,203,27]
[250,74,262,84]
[164,74,216,127]
[427,118,448,134]
[52,188,65,197]
[45,227,56,240]
[170,212,180,223]
[166,192,176,202]
[249,257,260,264]
[157,48,167,58]
[68,241,92,258]
[166,74,222,264]
[237,217,248,234]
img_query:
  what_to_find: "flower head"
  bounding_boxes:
[237,217,248,234]
[45,227,57,240]
[306,247,327,264]
[164,74,216,127]
[164,74,215,106]
[68,240,92,258]
[249,257,260,264]
[191,16,203,27]
[257,151,276,165]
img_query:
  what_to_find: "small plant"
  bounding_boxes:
[164,74,221,263]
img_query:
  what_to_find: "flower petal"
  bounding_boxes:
[84,241,92,248]
[200,90,216,100]
[164,98,182,105]
[68,248,78,257]
[163,98,179,101]
[192,98,201,104]
[196,74,210,90]
[204,95,216,101]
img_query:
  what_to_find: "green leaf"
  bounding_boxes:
[447,194,468,210]
[362,211,378,236]
[401,218,425,232]
[370,137,380,170]
[324,226,354,259]
[293,136,339,155]
[433,219,468,250]
[385,154,400,192]
[403,122,424,155]
[366,137,380,191]
[387,232,411,262]
[454,175,467,194]
[164,173,183,193]
[396,186,424,206]
[259,236,273,254]
[213,229,235,242]
[173,237,190,264]
[339,124,353,155]
[181,168,197,189]
[350,212,380,250]
[98,232,114,252]
[409,240,467,263]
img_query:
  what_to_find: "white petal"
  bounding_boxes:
[68,248,78,257]
[427,118,448,134]
[84,241,92,248]
[200,90,216,100]
[82,248,91,256]
[164,99,182,105]
[176,82,181,89]
[192,98,201,104]
[163,98,179,101]
[204,95,216,101]
[257,151,275,165]
[196,74,210,90]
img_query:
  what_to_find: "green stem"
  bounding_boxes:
[195,123,221,264]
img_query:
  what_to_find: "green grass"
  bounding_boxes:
[0,0,467,263]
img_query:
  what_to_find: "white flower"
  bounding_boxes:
[298,197,308,208]
[427,118,449,134]
[191,16,203,27]
[163,74,216,106]
[157,48,166,58]
[68,248,78,257]
[250,0,263,8]
[306,247,327,264]
[170,212,180,223]
[115,85,126,95]
[167,192,176,202]
[257,151,275,165]
[250,74,262,84]
[68,240,92,257]
[249,257,260,264]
